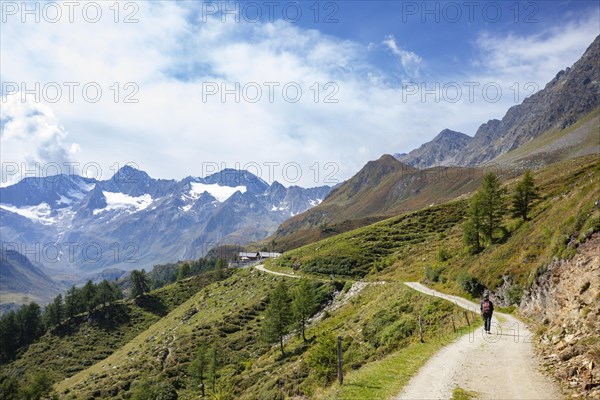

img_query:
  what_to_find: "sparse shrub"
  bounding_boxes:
[424,265,445,283]
[363,309,395,348]
[581,306,590,318]
[343,340,370,370]
[372,258,390,273]
[379,317,417,350]
[303,256,361,276]
[362,307,416,351]
[580,281,591,294]
[18,371,55,400]
[578,209,600,242]
[506,284,523,305]
[436,246,451,262]
[130,377,177,400]
[306,332,338,385]
[0,373,19,400]
[456,272,484,297]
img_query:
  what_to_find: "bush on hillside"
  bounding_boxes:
[306,331,338,385]
[424,265,445,283]
[130,377,177,400]
[506,284,523,305]
[456,272,484,297]
[436,246,451,262]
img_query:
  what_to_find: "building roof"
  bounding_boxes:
[237,252,282,259]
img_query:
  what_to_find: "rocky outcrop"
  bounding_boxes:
[521,234,600,399]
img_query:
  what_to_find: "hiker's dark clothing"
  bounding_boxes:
[480,299,494,333]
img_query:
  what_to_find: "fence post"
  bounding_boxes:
[419,314,424,343]
[464,310,470,326]
[337,336,343,385]
[451,316,456,333]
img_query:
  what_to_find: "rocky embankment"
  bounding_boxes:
[521,234,600,399]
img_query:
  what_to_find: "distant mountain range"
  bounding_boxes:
[396,35,600,168]
[0,166,330,282]
[0,249,64,307]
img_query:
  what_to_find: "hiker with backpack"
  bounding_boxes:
[480,293,494,334]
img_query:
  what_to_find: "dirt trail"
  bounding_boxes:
[254,264,300,278]
[396,282,562,400]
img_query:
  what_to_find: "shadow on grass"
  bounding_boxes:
[134,294,168,316]
[345,382,383,390]
[51,303,134,337]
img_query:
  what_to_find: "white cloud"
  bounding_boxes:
[382,35,422,78]
[0,95,80,185]
[472,12,600,91]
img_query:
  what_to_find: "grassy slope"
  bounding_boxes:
[385,155,600,292]
[1,270,223,383]
[274,200,467,277]
[55,268,284,398]
[268,161,485,253]
[51,269,475,400]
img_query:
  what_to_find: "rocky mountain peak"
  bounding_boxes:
[0,174,96,208]
[203,168,269,194]
[395,129,472,168]
[433,129,470,142]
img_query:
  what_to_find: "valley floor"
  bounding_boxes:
[396,283,562,399]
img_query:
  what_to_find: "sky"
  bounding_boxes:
[1,0,599,187]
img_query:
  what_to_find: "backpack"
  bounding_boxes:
[482,300,491,315]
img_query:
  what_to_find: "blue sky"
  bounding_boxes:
[1,0,599,186]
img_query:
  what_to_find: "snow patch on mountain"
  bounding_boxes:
[93,192,153,215]
[271,204,288,212]
[0,203,56,225]
[56,195,73,206]
[190,182,246,202]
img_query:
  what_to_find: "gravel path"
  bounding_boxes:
[395,282,562,400]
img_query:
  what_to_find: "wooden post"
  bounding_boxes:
[451,316,456,333]
[464,310,470,326]
[419,314,424,343]
[337,336,343,385]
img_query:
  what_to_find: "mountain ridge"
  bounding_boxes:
[396,34,600,168]
[268,154,485,250]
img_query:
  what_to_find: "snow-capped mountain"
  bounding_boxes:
[0,166,330,277]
